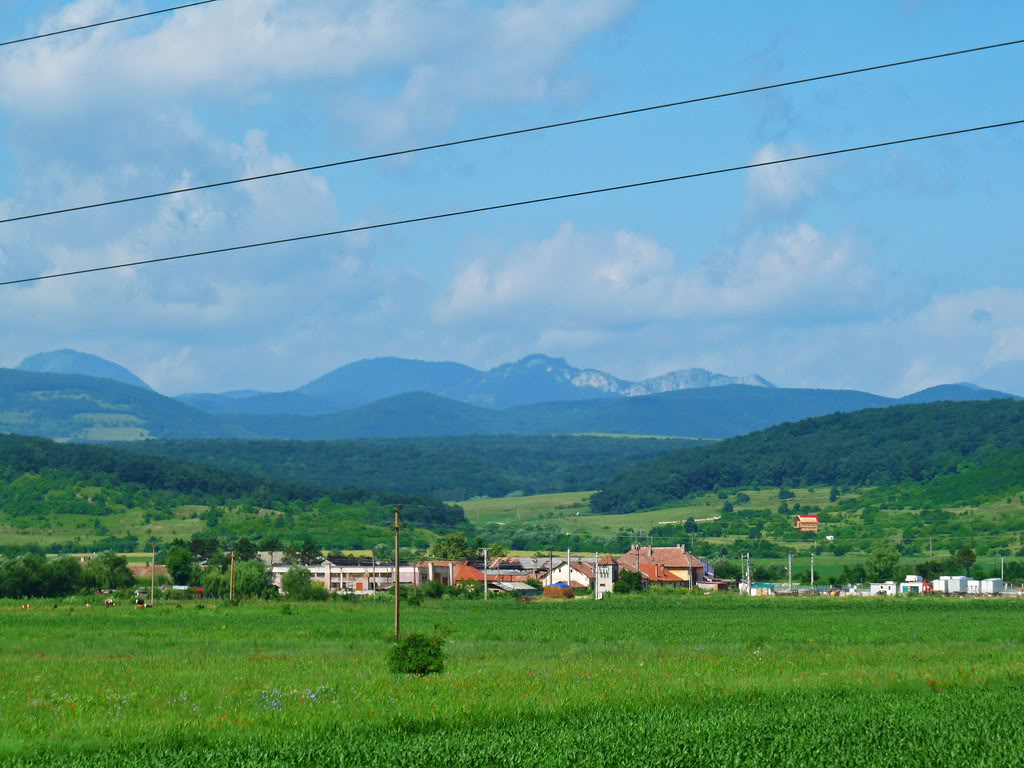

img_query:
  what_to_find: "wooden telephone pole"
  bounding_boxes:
[229,551,236,602]
[393,505,403,638]
[150,545,155,605]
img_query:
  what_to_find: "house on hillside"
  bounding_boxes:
[617,545,705,587]
[794,514,819,533]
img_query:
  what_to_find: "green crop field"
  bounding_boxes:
[2,595,1023,766]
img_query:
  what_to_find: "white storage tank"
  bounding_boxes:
[981,578,1004,594]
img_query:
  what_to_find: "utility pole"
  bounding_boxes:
[229,551,235,602]
[371,552,376,594]
[393,505,402,639]
[482,547,488,601]
[567,548,571,587]
[594,551,599,599]
[810,552,815,587]
[788,551,793,591]
[150,544,155,605]
[548,550,553,586]
[1001,557,1005,581]
[930,537,933,558]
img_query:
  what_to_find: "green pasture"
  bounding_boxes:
[459,491,593,525]
[462,487,843,535]
[1,596,1023,766]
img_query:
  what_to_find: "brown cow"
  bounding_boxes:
[19,603,30,610]
[104,599,115,608]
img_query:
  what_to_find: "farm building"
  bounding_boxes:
[697,579,731,591]
[870,582,898,596]
[793,514,819,533]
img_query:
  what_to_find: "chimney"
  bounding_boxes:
[682,543,686,553]
[648,545,652,557]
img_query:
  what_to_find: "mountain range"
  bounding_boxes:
[174,353,775,414]
[0,353,1018,442]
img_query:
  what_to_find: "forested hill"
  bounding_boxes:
[112,435,694,500]
[590,399,1024,515]
[0,434,462,530]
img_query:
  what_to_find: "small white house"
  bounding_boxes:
[870,581,898,596]
[900,575,925,595]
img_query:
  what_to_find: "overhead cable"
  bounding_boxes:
[2,118,1021,287]
[2,38,1022,226]
[0,1,221,48]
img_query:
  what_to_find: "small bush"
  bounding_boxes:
[387,631,447,675]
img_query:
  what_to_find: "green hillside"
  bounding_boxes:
[112,435,692,500]
[0,435,464,553]
[0,369,238,441]
[591,399,1024,515]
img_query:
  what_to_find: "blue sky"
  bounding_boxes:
[1,0,1022,397]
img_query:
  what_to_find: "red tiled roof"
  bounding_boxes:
[617,546,705,570]
[637,564,684,582]
[571,560,595,579]
[795,514,819,521]
[454,563,485,581]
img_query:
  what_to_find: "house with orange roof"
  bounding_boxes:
[617,545,705,587]
[794,514,819,533]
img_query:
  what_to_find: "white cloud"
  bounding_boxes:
[746,143,826,210]
[2,0,633,139]
[437,221,877,326]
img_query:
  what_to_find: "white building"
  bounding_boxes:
[981,578,1004,594]
[934,576,968,594]
[870,581,898,596]
[899,575,925,595]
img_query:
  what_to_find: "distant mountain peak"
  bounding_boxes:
[17,349,151,391]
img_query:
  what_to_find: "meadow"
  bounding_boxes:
[1,595,1023,766]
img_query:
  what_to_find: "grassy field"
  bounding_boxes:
[1,595,1023,766]
[460,487,843,534]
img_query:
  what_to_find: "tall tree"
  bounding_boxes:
[299,538,322,565]
[234,537,257,562]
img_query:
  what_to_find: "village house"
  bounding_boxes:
[794,514,819,533]
[617,545,706,587]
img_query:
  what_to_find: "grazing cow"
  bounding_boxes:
[19,603,30,610]
[104,599,115,608]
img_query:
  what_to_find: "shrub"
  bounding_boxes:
[387,631,446,675]
[421,579,445,599]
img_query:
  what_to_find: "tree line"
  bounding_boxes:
[591,400,1024,516]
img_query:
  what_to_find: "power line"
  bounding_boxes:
[3,37,1022,226]
[0,1,221,48]
[2,118,1020,287]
